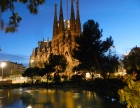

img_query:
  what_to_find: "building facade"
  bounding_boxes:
[0,61,26,78]
[30,38,52,68]
[29,0,81,73]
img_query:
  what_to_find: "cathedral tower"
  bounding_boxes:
[75,0,81,36]
[53,4,58,37]
[29,0,81,72]
[70,0,75,32]
[52,0,81,72]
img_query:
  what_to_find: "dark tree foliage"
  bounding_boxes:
[118,72,140,108]
[36,54,67,83]
[48,53,67,73]
[22,67,40,84]
[39,63,55,83]
[73,20,119,79]
[22,67,40,77]
[100,50,119,79]
[0,0,45,33]
[71,74,83,83]
[47,54,67,83]
[39,63,54,77]
[123,46,140,79]
[53,72,61,83]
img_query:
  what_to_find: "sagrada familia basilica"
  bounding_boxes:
[29,0,81,73]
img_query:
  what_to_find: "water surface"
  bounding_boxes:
[0,88,125,108]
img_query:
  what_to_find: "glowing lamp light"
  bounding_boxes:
[30,60,34,67]
[86,73,90,78]
[1,62,6,68]
[31,60,34,63]
[1,62,6,80]
[27,105,32,108]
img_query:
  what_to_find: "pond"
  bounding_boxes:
[0,88,125,108]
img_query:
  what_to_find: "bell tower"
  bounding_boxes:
[52,0,81,71]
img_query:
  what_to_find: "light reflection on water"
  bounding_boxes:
[0,88,125,108]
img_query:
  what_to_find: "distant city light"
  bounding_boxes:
[86,73,90,78]
[27,105,32,108]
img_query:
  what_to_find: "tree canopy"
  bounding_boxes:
[48,53,67,73]
[99,50,119,79]
[38,54,67,76]
[123,46,140,79]
[22,67,40,83]
[22,67,40,77]
[38,54,67,83]
[118,72,140,108]
[73,20,119,79]
[0,0,45,33]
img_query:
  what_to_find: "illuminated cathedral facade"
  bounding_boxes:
[29,0,81,73]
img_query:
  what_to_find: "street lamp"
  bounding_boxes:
[1,62,6,80]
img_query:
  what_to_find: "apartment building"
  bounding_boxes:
[0,61,26,78]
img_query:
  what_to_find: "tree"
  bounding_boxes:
[39,63,55,84]
[0,0,45,33]
[48,53,67,82]
[38,54,67,83]
[22,67,40,84]
[123,46,140,79]
[49,53,67,73]
[73,20,119,79]
[118,72,140,108]
[100,49,119,79]
[51,54,67,82]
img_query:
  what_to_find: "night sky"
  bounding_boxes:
[0,0,140,67]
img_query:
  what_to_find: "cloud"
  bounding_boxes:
[0,53,29,67]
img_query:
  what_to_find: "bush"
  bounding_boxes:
[53,74,61,83]
[118,72,140,108]
[71,75,83,83]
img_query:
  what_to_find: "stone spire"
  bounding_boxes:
[47,37,50,47]
[59,0,64,33]
[70,0,75,32]
[32,48,35,56]
[75,0,81,36]
[53,4,58,37]
[30,48,35,61]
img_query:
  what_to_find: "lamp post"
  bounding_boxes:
[1,62,6,80]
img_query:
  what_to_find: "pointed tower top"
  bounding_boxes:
[59,0,64,32]
[71,0,74,10]
[60,0,62,5]
[54,4,57,21]
[60,0,63,14]
[47,37,50,47]
[32,48,35,56]
[75,0,81,35]
[76,0,80,20]
[53,4,58,37]
[71,0,75,17]
[66,0,68,19]
[76,0,79,14]
[47,37,49,42]
[60,0,63,16]
[70,0,75,31]
[55,4,57,13]
[32,48,34,52]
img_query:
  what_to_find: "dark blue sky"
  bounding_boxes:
[0,0,140,67]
